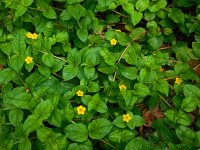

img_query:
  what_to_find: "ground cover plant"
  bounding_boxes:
[0,0,200,149]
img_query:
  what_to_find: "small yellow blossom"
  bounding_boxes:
[32,33,38,39]
[175,77,183,85]
[119,84,127,91]
[26,89,30,93]
[26,32,38,39]
[26,32,32,39]
[160,68,164,72]
[110,38,117,45]
[77,105,86,115]
[123,113,131,123]
[25,56,33,64]
[115,29,121,32]
[76,90,84,97]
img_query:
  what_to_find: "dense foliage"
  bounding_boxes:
[1,0,200,149]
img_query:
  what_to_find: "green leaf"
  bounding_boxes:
[116,32,130,46]
[33,100,53,120]
[0,42,12,55]
[83,48,100,67]
[84,66,95,79]
[65,123,88,142]
[100,48,119,66]
[129,27,146,39]
[36,127,52,142]
[148,35,164,49]
[68,4,86,21]
[181,96,197,112]
[68,140,93,150]
[177,111,192,126]
[127,114,144,129]
[183,84,200,98]
[6,89,32,109]
[139,68,157,83]
[192,42,200,58]
[42,53,55,67]
[109,130,134,143]
[38,65,51,77]
[65,102,74,122]
[122,3,134,15]
[36,126,67,149]
[62,65,78,80]
[88,82,100,93]
[23,115,42,134]
[9,55,24,73]
[123,43,141,65]
[113,116,127,128]
[43,6,57,19]
[9,109,24,127]
[22,0,34,6]
[121,90,137,107]
[148,0,167,12]
[88,94,107,113]
[98,62,115,74]
[153,79,169,96]
[52,59,65,73]
[18,139,31,150]
[0,68,16,84]
[168,8,185,24]
[48,109,62,127]
[67,0,84,4]
[136,0,149,12]
[175,44,190,62]
[174,62,189,74]
[176,126,196,142]
[125,138,150,150]
[88,118,113,139]
[56,31,69,43]
[133,83,150,97]
[95,101,107,113]
[60,9,71,20]
[67,49,81,67]
[12,33,26,54]
[15,5,27,17]
[131,11,143,26]
[120,66,138,80]
[77,29,88,43]
[165,109,192,126]
[164,109,176,122]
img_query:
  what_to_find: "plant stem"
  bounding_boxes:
[160,96,171,108]
[117,31,146,64]
[112,10,130,18]
[99,139,116,149]
[164,76,177,80]
[36,50,67,63]
[193,63,200,70]
[112,31,147,81]
[158,46,171,50]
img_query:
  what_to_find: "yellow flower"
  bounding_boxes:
[77,105,86,115]
[26,88,30,93]
[110,38,117,45]
[76,90,84,97]
[123,113,131,123]
[119,84,127,91]
[115,29,121,32]
[175,77,183,85]
[26,32,33,39]
[26,32,38,39]
[25,56,33,64]
[32,33,38,39]
[160,67,164,72]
